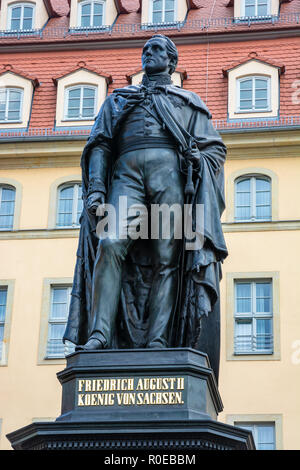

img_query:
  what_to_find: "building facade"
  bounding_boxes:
[0,0,300,450]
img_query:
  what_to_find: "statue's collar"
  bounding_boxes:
[141,73,172,87]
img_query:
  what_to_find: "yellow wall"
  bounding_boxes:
[0,134,299,449]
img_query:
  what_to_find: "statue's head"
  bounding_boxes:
[142,34,178,76]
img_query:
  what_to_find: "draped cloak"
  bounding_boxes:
[63,82,228,379]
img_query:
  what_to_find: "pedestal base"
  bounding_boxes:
[7,349,255,450]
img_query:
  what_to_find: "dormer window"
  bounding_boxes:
[0,88,23,122]
[69,0,118,31]
[223,55,284,120]
[8,3,35,31]
[244,0,270,17]
[238,76,270,113]
[65,85,97,120]
[151,0,175,24]
[142,0,187,27]
[79,0,105,28]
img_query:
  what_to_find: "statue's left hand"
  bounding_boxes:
[186,145,201,168]
[87,191,105,215]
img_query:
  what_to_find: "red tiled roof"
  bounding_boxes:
[0,35,298,128]
[0,0,298,47]
[223,52,286,76]
[117,0,140,13]
[53,64,113,84]
[44,0,70,17]
[138,1,202,11]
[0,64,39,87]
[226,0,294,5]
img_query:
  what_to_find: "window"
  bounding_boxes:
[243,0,270,18]
[151,0,175,24]
[0,287,8,360]
[57,183,83,228]
[47,286,72,358]
[0,88,23,123]
[8,3,35,31]
[0,185,16,230]
[235,422,275,450]
[79,0,105,28]
[238,76,270,113]
[65,85,97,120]
[234,280,273,354]
[235,176,271,222]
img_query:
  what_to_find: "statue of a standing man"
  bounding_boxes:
[63,35,228,380]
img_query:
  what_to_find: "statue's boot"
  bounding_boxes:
[75,337,105,351]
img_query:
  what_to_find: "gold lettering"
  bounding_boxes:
[136,379,143,391]
[108,393,115,405]
[162,392,169,404]
[96,379,103,392]
[169,378,176,390]
[78,394,84,406]
[121,379,127,391]
[97,394,104,405]
[110,379,116,391]
[169,392,175,404]
[156,392,162,404]
[103,379,110,391]
[128,378,134,391]
[150,393,156,404]
[177,378,184,390]
[162,378,169,390]
[150,378,156,390]
[78,380,85,392]
[175,392,184,404]
[144,378,150,390]
[85,380,92,392]
[137,392,144,404]
[143,392,150,404]
[91,393,97,405]
[84,393,91,406]
[116,393,123,405]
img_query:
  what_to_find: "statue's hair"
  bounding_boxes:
[148,34,178,75]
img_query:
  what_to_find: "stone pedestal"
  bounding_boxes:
[7,348,255,450]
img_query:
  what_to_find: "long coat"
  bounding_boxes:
[63,82,228,380]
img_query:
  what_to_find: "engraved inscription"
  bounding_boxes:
[76,377,185,407]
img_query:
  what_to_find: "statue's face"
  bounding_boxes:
[142,38,171,75]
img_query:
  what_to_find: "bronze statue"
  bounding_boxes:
[63,35,227,380]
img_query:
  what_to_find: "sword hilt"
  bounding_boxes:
[185,161,195,197]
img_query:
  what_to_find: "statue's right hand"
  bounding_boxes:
[87,191,105,215]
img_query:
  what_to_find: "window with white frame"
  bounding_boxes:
[0,88,23,123]
[235,422,275,450]
[234,280,273,354]
[57,183,83,228]
[151,0,176,24]
[8,2,35,30]
[0,185,16,230]
[238,76,270,113]
[235,176,271,222]
[65,85,97,120]
[0,287,8,360]
[79,0,105,28]
[243,0,271,18]
[46,286,73,358]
